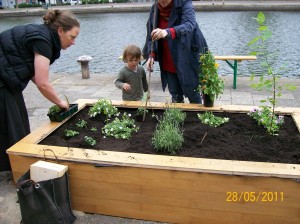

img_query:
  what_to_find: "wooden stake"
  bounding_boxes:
[200,133,207,144]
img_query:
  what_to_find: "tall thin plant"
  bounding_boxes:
[247,12,296,135]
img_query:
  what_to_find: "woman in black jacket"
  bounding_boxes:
[0,10,80,172]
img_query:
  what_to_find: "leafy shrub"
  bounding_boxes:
[15,3,41,8]
[248,106,284,135]
[197,112,229,127]
[199,51,224,100]
[88,99,118,120]
[102,113,139,139]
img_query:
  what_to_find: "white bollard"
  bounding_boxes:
[77,55,93,79]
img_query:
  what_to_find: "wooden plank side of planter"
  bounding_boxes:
[76,99,300,114]
[7,142,300,179]
[292,113,300,132]
[9,154,300,224]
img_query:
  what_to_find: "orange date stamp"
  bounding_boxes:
[226,192,284,202]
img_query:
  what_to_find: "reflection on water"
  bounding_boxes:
[1,11,300,78]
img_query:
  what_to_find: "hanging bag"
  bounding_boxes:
[16,149,76,224]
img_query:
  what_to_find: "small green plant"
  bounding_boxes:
[76,119,88,128]
[197,112,229,127]
[91,127,97,132]
[163,107,186,125]
[84,136,96,146]
[102,113,139,139]
[199,51,225,101]
[247,12,296,135]
[47,105,62,115]
[47,95,70,115]
[248,106,284,135]
[64,129,79,137]
[88,99,118,121]
[137,107,148,115]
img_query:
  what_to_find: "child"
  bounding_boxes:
[115,45,148,101]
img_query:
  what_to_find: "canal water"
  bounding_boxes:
[1,11,300,78]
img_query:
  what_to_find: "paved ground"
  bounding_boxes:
[1,1,300,224]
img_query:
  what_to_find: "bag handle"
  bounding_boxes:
[16,179,35,189]
[43,148,59,164]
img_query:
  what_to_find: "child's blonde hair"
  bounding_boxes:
[122,45,142,62]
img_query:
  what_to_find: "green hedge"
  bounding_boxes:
[15,3,41,8]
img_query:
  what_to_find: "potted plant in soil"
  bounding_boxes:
[47,96,78,122]
[199,51,225,107]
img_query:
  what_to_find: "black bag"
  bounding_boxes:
[16,170,76,224]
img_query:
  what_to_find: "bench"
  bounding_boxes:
[214,55,257,89]
[118,55,257,89]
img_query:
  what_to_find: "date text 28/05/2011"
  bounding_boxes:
[226,192,284,203]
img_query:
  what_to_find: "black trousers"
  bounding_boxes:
[0,86,30,171]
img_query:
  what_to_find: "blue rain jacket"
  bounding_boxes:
[144,0,208,95]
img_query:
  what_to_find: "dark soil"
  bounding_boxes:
[40,107,300,164]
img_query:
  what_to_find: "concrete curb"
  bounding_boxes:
[1,1,300,17]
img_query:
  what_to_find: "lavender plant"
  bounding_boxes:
[151,107,185,155]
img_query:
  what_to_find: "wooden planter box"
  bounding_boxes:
[7,99,300,224]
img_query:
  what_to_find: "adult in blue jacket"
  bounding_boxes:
[144,0,208,103]
[0,10,80,172]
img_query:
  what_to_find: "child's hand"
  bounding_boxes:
[123,83,131,92]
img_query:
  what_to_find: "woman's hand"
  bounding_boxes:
[151,28,168,41]
[146,57,154,72]
[57,100,69,111]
